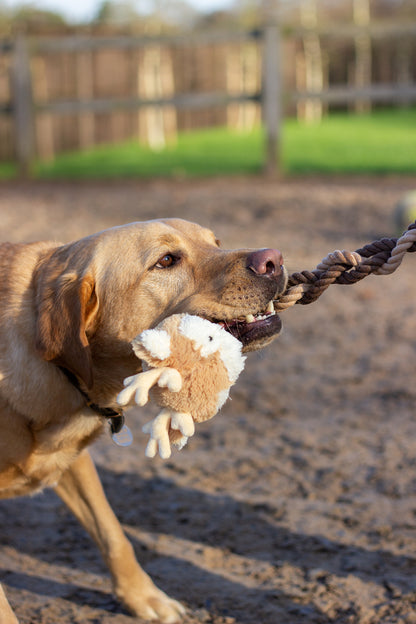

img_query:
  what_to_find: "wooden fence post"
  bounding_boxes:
[298,0,323,123]
[32,56,55,161]
[11,35,35,177]
[262,24,281,176]
[353,0,372,113]
[76,49,95,150]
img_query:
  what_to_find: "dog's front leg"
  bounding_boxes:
[0,584,19,624]
[54,450,185,622]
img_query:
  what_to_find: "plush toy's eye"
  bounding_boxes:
[209,336,213,341]
[155,254,177,269]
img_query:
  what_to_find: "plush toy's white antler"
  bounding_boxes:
[117,367,182,407]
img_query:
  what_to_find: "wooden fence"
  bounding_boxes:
[1,22,416,176]
[1,29,277,175]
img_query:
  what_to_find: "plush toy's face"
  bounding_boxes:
[179,315,229,357]
[177,315,245,383]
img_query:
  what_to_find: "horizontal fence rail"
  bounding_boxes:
[294,84,416,105]
[32,29,263,53]
[36,91,262,115]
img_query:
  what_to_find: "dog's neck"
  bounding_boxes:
[58,366,125,435]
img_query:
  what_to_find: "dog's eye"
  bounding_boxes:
[155,254,177,269]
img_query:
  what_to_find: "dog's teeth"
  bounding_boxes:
[266,301,275,314]
[246,314,256,323]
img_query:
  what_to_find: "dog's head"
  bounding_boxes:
[34,219,287,396]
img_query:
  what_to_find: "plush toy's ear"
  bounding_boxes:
[132,329,171,362]
[35,264,98,390]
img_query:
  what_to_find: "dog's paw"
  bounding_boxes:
[119,582,186,622]
[145,590,186,623]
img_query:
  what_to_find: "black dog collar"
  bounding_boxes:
[58,366,125,435]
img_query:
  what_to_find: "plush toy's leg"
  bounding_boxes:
[157,368,182,392]
[142,411,196,458]
[117,367,182,407]
[170,412,195,450]
[142,409,172,459]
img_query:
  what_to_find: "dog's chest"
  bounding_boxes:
[0,410,103,498]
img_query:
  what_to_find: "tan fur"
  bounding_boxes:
[152,337,230,421]
[0,218,286,623]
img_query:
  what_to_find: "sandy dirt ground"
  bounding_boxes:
[1,176,416,624]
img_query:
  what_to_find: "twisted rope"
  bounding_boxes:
[274,220,416,312]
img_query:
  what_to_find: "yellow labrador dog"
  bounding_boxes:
[0,219,287,623]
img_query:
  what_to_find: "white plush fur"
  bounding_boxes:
[139,329,171,360]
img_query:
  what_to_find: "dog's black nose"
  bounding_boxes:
[246,248,284,277]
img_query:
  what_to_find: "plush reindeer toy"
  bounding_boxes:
[117,314,246,458]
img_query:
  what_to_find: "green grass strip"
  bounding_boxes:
[0,108,415,180]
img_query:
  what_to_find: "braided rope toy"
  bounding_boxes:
[274,220,416,312]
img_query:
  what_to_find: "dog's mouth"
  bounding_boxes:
[216,301,282,348]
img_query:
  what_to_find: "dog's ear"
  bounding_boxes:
[35,261,98,390]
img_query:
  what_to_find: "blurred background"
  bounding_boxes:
[0,0,415,180]
[2,3,416,624]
